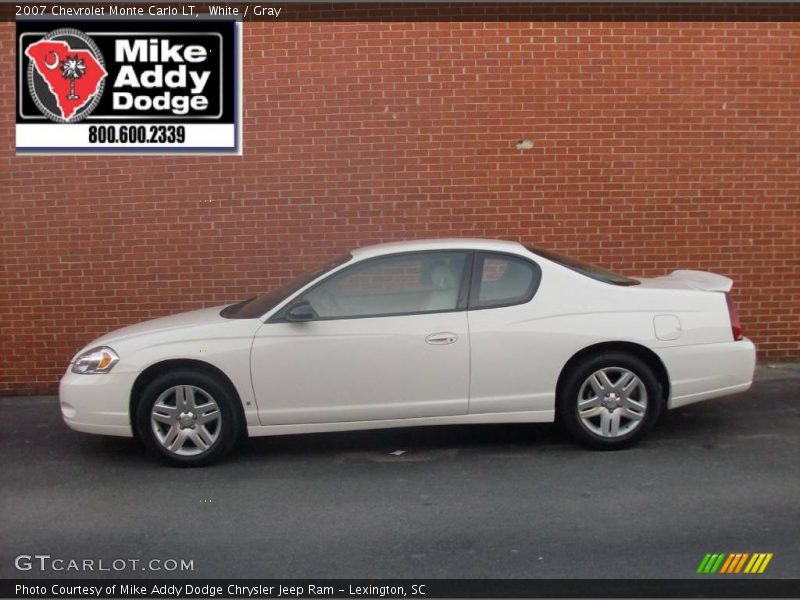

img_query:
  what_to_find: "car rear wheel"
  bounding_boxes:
[135,370,241,467]
[559,353,663,450]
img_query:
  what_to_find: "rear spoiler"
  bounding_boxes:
[669,270,733,293]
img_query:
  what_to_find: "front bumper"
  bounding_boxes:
[59,368,136,437]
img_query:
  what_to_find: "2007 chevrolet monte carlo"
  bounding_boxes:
[60,239,756,466]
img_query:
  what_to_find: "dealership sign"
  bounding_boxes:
[16,20,240,153]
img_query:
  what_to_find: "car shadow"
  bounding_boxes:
[60,403,737,467]
[235,421,573,462]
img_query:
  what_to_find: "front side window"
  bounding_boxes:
[470,253,541,309]
[297,251,469,319]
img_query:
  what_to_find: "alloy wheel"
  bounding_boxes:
[576,367,648,438]
[150,385,221,456]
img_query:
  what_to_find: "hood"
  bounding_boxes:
[89,305,231,348]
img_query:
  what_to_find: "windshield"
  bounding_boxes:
[526,245,640,287]
[221,253,353,319]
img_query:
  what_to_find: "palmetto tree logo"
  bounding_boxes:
[24,28,107,123]
[60,55,86,101]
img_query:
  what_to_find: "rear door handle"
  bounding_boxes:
[425,332,458,345]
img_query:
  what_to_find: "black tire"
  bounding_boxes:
[558,352,663,450]
[134,370,242,467]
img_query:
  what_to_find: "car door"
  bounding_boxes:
[251,251,472,425]
[465,251,551,415]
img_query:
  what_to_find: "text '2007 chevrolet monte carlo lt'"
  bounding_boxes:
[60,239,756,466]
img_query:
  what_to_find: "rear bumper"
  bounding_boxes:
[657,338,757,409]
[59,369,135,437]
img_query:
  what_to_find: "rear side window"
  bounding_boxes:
[469,253,541,309]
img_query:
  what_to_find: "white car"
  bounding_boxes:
[60,239,756,466]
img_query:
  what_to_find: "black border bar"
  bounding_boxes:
[3,579,800,599]
[5,2,800,22]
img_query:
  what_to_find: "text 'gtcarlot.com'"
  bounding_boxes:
[14,554,194,572]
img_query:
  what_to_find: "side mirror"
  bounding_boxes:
[285,301,317,322]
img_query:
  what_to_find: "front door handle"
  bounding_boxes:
[425,332,458,345]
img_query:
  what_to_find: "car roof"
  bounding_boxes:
[350,238,527,259]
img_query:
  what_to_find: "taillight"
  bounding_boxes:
[726,294,743,341]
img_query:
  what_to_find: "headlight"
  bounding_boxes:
[71,347,120,374]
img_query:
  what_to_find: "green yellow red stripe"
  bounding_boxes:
[699,552,772,575]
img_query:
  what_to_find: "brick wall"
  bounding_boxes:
[2,4,799,394]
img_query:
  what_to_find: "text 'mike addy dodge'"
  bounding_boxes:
[16,19,240,153]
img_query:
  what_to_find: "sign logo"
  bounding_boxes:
[25,28,107,123]
[697,552,773,574]
[17,20,240,154]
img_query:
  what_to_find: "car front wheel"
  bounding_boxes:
[135,370,241,467]
[559,353,663,450]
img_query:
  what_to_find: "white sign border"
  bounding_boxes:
[16,20,242,155]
